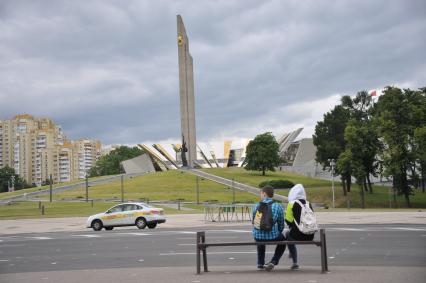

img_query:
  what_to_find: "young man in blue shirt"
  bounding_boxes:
[252,186,285,271]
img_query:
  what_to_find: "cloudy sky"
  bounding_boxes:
[1,0,425,145]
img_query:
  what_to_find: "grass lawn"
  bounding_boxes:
[0,201,204,220]
[202,168,426,209]
[32,170,259,204]
[1,168,424,219]
[202,168,332,188]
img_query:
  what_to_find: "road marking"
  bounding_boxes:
[225,230,251,233]
[326,227,426,232]
[177,231,196,234]
[160,251,270,256]
[29,237,52,240]
[178,243,196,246]
[0,244,26,248]
[74,235,101,238]
[51,262,57,265]
[330,228,364,231]
[138,259,144,262]
[389,227,426,231]
[119,232,151,236]
[0,259,10,262]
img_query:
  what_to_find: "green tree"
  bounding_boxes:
[244,132,280,176]
[313,105,351,195]
[88,146,145,177]
[338,118,380,208]
[408,87,426,192]
[373,86,422,207]
[414,126,426,192]
[341,91,381,194]
[0,166,30,192]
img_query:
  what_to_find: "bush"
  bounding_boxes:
[259,179,295,189]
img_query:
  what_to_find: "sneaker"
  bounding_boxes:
[257,265,265,271]
[264,262,275,272]
[291,264,299,270]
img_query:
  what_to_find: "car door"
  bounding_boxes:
[121,204,138,225]
[102,204,125,226]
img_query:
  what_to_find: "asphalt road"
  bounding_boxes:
[0,224,425,275]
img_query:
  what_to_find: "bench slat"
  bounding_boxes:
[201,241,321,247]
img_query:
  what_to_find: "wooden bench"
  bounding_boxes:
[196,228,328,274]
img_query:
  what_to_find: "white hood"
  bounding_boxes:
[288,184,306,201]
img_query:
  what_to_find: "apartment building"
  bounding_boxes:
[72,139,102,179]
[0,114,102,186]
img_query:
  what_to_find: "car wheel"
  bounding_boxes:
[147,223,157,229]
[136,217,147,229]
[92,220,103,231]
[105,227,114,231]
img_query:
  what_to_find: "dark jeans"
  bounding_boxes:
[285,230,298,264]
[255,233,286,266]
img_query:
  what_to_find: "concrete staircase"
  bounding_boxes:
[185,168,288,202]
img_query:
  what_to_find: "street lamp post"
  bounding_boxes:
[328,159,336,209]
[121,174,124,203]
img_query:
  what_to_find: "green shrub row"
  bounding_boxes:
[258,179,295,189]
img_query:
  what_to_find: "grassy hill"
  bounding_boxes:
[200,168,426,209]
[1,168,425,219]
[39,170,259,203]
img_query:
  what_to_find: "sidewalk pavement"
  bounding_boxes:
[2,265,424,283]
[0,211,425,235]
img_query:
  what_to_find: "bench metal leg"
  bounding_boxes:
[320,229,329,273]
[202,233,208,272]
[196,232,203,274]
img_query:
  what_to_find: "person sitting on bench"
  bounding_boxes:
[252,186,285,271]
[285,184,318,270]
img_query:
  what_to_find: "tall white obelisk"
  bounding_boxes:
[177,15,197,167]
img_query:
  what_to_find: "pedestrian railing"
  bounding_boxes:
[204,203,253,222]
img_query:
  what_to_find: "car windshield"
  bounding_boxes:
[108,205,123,213]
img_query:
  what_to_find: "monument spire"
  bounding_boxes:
[177,15,197,167]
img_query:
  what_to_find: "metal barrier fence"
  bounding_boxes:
[204,203,254,222]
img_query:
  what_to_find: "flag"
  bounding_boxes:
[370,90,377,97]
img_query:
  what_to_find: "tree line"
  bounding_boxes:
[0,166,32,193]
[88,146,144,177]
[313,86,426,207]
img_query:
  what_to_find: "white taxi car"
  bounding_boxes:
[86,202,166,231]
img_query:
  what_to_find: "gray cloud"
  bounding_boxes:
[0,0,425,144]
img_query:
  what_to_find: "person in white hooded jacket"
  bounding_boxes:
[285,184,315,270]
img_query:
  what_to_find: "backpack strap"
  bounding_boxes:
[294,199,305,208]
[293,199,307,227]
